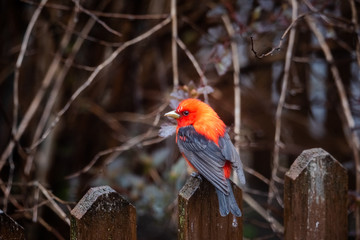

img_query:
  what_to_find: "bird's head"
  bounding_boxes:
[165,98,226,143]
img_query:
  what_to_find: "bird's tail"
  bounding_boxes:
[215,179,241,217]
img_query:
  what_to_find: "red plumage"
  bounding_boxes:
[165,98,245,217]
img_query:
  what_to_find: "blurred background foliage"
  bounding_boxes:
[1,0,360,239]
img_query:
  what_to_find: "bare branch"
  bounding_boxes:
[57,21,122,47]
[32,186,40,222]
[303,0,355,31]
[171,0,179,88]
[3,155,14,212]
[222,14,241,150]
[306,14,360,238]
[349,0,360,67]
[36,182,70,225]
[24,0,112,175]
[72,0,123,38]
[267,0,299,233]
[0,15,171,173]
[67,130,158,178]
[251,12,306,59]
[22,0,169,20]
[27,17,171,151]
[0,10,78,172]
[243,166,270,185]
[243,192,284,233]
[68,101,165,178]
[12,0,48,158]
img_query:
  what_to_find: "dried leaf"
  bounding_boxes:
[158,123,177,138]
[207,5,226,17]
[214,44,232,76]
[197,85,214,95]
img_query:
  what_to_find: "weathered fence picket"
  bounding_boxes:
[284,148,348,239]
[70,185,136,240]
[0,209,25,240]
[178,177,243,240]
[0,148,350,239]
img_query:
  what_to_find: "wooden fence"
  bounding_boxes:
[0,148,348,240]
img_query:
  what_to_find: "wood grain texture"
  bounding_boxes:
[284,148,348,240]
[178,177,243,240]
[70,186,136,240]
[0,210,25,240]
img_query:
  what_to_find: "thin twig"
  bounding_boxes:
[3,155,14,212]
[0,179,23,210]
[222,14,241,150]
[250,12,306,59]
[83,10,168,20]
[176,38,209,103]
[243,192,284,233]
[67,130,158,178]
[0,179,66,239]
[0,9,78,172]
[267,0,298,233]
[36,216,66,240]
[21,0,169,20]
[306,14,360,239]
[68,107,163,178]
[171,0,179,88]
[72,0,122,38]
[33,186,40,222]
[142,136,167,146]
[12,0,48,157]
[302,0,355,31]
[0,17,170,172]
[36,182,70,225]
[24,11,78,174]
[243,166,270,185]
[24,0,111,175]
[57,21,122,47]
[82,100,125,133]
[349,0,360,67]
[102,115,161,168]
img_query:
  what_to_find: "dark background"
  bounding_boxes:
[0,0,359,239]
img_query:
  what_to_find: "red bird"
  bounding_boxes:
[165,98,245,217]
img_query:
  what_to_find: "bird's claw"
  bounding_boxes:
[191,172,202,181]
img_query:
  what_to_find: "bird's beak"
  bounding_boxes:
[164,110,180,119]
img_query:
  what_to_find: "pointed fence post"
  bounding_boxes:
[0,209,25,240]
[70,185,136,240]
[178,177,243,240]
[284,148,348,239]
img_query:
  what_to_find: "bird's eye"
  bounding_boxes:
[183,110,189,116]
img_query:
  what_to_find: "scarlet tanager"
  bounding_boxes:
[165,98,245,217]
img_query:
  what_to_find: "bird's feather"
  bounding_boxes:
[177,125,245,194]
[218,134,246,185]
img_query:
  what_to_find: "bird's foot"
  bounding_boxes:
[191,172,202,181]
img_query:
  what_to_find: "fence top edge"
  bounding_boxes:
[70,185,116,219]
[285,148,345,180]
[179,176,202,200]
[0,209,25,231]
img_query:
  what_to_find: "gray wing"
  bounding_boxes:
[218,133,246,185]
[177,126,230,194]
